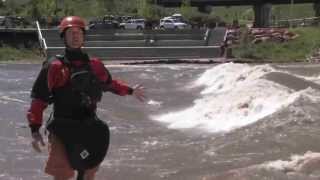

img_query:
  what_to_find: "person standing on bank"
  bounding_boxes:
[27,16,146,180]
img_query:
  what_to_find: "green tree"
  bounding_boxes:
[39,0,56,17]
[5,0,19,16]
[95,0,115,14]
[180,0,193,20]
[30,0,42,20]
[115,0,139,15]
[180,0,207,26]
[137,0,160,20]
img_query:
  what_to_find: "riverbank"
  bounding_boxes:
[0,47,42,63]
[2,27,320,64]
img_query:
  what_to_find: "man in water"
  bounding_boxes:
[27,16,146,180]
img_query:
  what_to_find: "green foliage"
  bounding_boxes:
[0,47,41,62]
[180,0,193,20]
[137,0,161,20]
[0,0,319,24]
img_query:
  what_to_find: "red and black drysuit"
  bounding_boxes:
[27,50,133,133]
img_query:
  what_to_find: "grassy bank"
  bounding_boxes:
[233,27,320,62]
[0,47,43,62]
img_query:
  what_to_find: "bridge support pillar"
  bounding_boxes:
[253,3,272,28]
[198,5,211,14]
[314,1,320,17]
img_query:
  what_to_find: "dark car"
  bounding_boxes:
[89,15,120,30]
[89,21,115,29]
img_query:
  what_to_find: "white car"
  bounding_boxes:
[0,16,5,25]
[159,18,188,29]
[119,19,145,30]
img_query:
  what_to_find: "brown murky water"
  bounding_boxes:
[1,63,320,180]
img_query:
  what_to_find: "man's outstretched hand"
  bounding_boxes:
[132,84,147,102]
[31,132,45,153]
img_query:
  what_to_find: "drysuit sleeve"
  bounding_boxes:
[90,58,133,96]
[109,79,134,96]
[27,64,50,133]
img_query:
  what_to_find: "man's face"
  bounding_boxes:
[64,27,84,49]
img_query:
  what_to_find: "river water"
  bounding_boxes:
[1,62,320,180]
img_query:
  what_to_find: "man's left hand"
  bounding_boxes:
[31,132,45,153]
[132,84,146,102]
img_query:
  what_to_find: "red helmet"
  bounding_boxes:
[59,16,86,36]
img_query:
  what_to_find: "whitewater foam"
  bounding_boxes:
[152,63,319,133]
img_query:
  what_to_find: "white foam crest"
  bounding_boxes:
[152,63,310,133]
[194,63,275,95]
[0,96,25,103]
[147,99,163,107]
[264,151,320,173]
[293,87,320,103]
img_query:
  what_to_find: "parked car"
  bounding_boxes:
[0,16,5,25]
[118,16,133,23]
[89,21,115,29]
[171,13,184,22]
[159,18,188,29]
[119,19,145,30]
[88,16,120,30]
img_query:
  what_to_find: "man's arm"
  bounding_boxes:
[27,66,51,133]
[90,58,133,96]
[90,58,146,101]
[27,64,53,153]
[27,99,48,133]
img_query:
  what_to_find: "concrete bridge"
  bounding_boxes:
[156,0,320,27]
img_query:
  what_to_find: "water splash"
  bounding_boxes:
[152,63,312,133]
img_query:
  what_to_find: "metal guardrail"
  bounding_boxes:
[42,28,223,60]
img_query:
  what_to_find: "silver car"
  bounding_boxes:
[159,18,188,29]
[119,19,145,30]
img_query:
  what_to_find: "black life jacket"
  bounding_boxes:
[46,54,110,172]
[51,55,103,119]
